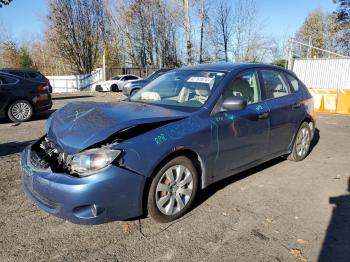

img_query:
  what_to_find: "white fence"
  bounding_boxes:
[47,68,103,93]
[293,58,350,90]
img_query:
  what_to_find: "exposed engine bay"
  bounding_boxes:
[30,136,73,173]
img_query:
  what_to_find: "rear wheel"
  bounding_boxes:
[111,84,118,92]
[288,122,312,161]
[147,156,198,223]
[8,100,33,122]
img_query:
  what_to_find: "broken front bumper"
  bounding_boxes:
[20,145,146,224]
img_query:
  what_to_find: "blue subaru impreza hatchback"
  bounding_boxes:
[20,63,316,223]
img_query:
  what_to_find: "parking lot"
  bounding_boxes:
[0,92,349,262]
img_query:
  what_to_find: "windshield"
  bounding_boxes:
[131,70,226,109]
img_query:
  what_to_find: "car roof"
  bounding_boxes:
[113,74,139,77]
[0,71,21,78]
[0,68,40,72]
[178,63,288,73]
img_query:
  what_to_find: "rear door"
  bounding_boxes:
[0,75,19,114]
[212,70,270,181]
[259,69,301,156]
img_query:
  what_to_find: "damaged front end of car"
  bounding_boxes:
[29,136,121,177]
[30,118,181,177]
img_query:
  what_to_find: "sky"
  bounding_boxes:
[0,0,338,42]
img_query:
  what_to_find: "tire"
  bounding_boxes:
[111,84,119,92]
[8,100,33,123]
[147,156,198,223]
[130,88,139,97]
[288,122,312,162]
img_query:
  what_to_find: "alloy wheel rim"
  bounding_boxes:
[296,127,311,157]
[155,165,193,215]
[11,102,31,120]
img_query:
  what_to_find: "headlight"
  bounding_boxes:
[70,148,121,176]
[124,83,131,88]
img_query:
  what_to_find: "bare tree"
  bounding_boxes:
[47,0,107,74]
[215,0,232,62]
[0,0,13,8]
[115,0,180,68]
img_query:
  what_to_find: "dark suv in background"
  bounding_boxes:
[0,68,53,93]
[0,72,52,122]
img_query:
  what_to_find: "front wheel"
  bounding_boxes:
[288,122,312,162]
[8,100,33,122]
[111,84,118,92]
[147,156,198,223]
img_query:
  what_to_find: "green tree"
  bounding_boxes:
[333,0,350,55]
[18,47,33,68]
[0,0,13,8]
[295,9,337,58]
[47,0,107,74]
[271,59,288,68]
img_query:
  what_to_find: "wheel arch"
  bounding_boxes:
[130,87,140,96]
[6,97,35,113]
[301,115,315,139]
[141,148,205,214]
[288,116,315,153]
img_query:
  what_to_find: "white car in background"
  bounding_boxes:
[95,74,142,92]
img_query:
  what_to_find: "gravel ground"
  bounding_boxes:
[0,92,350,262]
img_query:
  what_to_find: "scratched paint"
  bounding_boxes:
[255,104,264,111]
[153,115,203,144]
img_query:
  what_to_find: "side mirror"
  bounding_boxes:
[222,96,247,111]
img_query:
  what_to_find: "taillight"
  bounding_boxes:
[37,85,49,91]
[44,78,49,83]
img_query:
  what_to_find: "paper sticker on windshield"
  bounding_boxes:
[187,77,213,83]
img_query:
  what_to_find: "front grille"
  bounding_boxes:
[30,136,72,173]
[30,150,50,169]
[95,85,102,91]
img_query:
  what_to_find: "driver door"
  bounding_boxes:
[212,70,270,181]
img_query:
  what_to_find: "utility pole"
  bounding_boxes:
[307,37,312,58]
[199,0,205,64]
[102,48,106,81]
[288,38,294,70]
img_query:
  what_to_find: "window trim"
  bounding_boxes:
[0,75,19,86]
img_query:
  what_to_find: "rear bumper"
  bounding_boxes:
[33,94,52,112]
[20,146,146,224]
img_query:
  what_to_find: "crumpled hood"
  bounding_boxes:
[46,101,189,154]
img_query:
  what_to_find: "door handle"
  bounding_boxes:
[258,112,269,119]
[292,103,302,110]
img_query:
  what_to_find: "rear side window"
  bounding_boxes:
[125,75,138,80]
[261,70,290,99]
[286,74,300,93]
[0,75,18,85]
[27,72,43,80]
